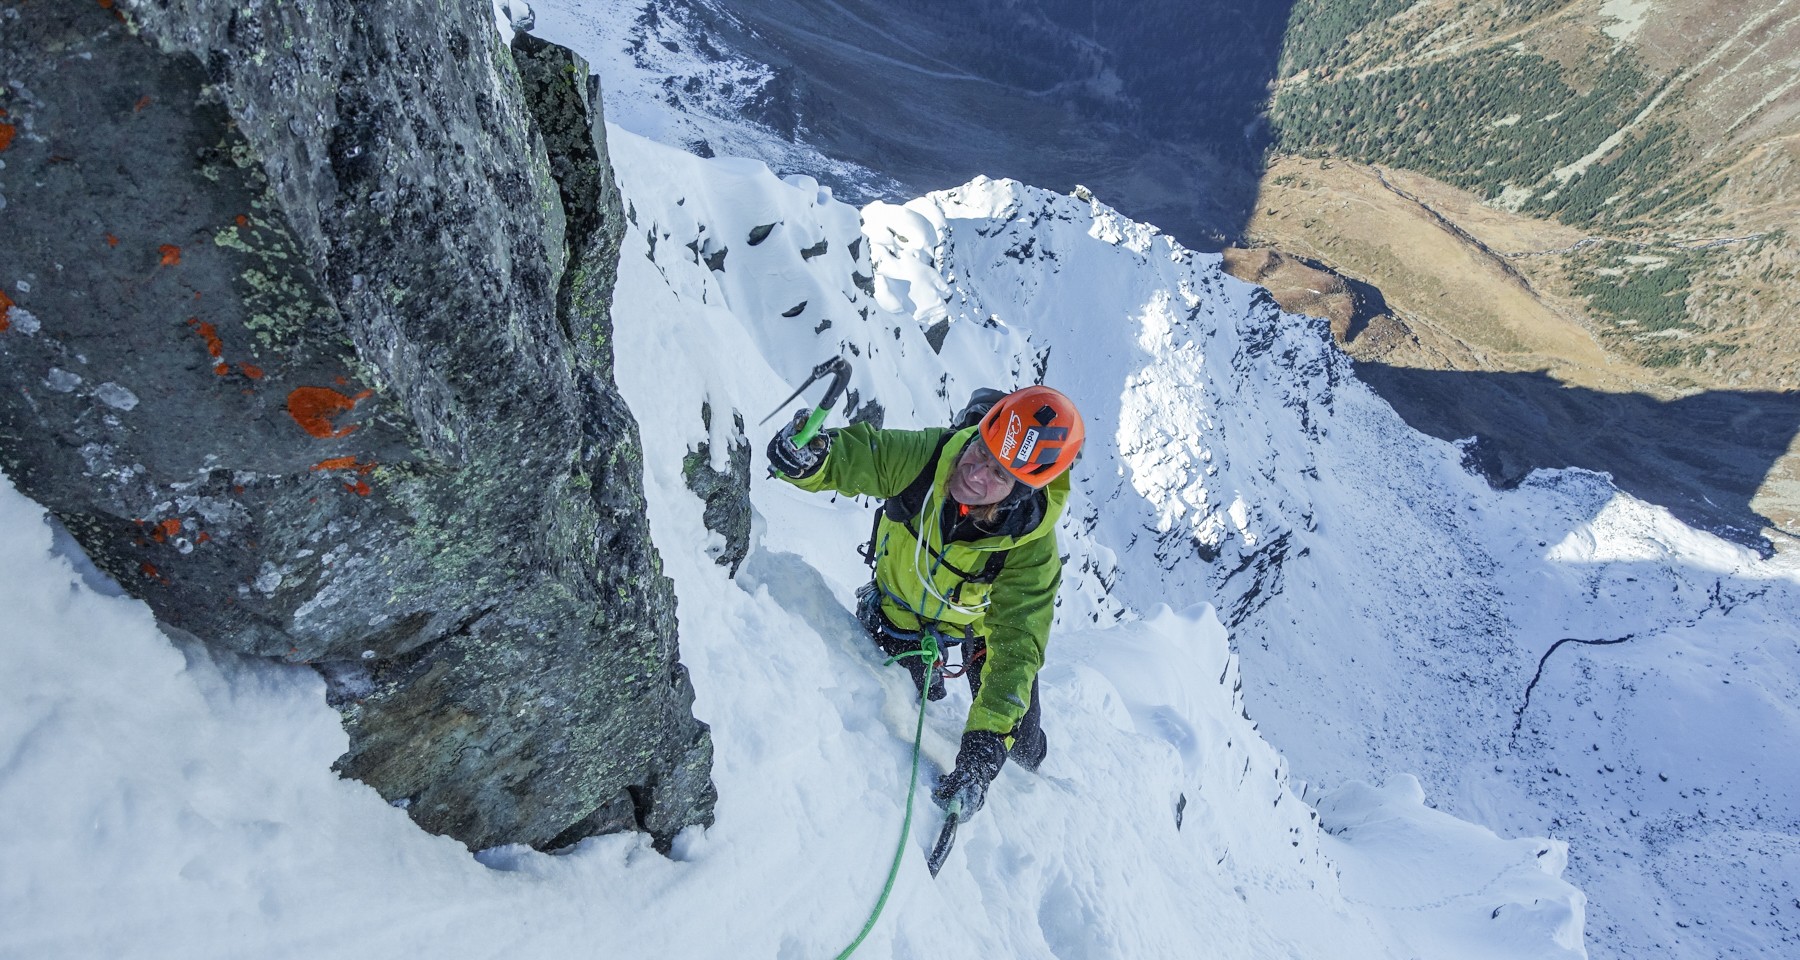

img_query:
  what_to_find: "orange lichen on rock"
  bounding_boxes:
[186,318,231,375]
[286,386,372,438]
[105,233,120,247]
[0,290,12,333]
[184,319,268,382]
[145,517,186,544]
[314,456,378,497]
[0,123,14,153]
[158,244,181,266]
[196,532,211,544]
[311,455,376,474]
[134,95,152,113]
[188,318,224,357]
[235,215,249,228]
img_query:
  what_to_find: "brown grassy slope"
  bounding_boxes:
[1235,155,1800,546]
[1239,0,1800,547]
[1266,0,1800,388]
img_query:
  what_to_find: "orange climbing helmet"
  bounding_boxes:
[976,385,1085,488]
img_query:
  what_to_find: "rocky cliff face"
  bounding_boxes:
[0,0,713,851]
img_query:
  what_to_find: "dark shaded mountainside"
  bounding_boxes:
[1356,364,1800,546]
[0,1,713,850]
[627,0,1294,250]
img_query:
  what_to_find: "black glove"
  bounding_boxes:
[766,410,831,479]
[932,729,1007,818]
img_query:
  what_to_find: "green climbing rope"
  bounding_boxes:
[832,634,942,960]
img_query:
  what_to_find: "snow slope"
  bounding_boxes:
[815,157,1800,959]
[516,2,1800,953]
[0,126,1600,957]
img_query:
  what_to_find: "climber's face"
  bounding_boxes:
[949,441,1018,507]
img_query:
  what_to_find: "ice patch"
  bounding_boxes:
[253,562,282,595]
[95,382,138,411]
[7,306,40,335]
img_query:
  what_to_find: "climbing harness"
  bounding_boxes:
[833,632,941,960]
[941,644,985,680]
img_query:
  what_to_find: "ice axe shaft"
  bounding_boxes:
[926,801,962,877]
[760,356,852,446]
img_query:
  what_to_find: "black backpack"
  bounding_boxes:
[858,389,1012,586]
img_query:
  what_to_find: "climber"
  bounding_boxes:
[767,385,1085,821]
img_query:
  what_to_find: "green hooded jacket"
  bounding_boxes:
[783,422,1068,735]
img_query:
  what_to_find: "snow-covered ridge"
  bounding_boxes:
[601,128,1588,957]
[837,154,1800,960]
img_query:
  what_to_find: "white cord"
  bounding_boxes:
[910,488,989,618]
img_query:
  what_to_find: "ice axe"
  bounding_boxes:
[926,799,961,877]
[759,355,853,448]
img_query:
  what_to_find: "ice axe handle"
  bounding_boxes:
[792,406,831,448]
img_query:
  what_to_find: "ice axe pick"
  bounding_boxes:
[759,356,853,448]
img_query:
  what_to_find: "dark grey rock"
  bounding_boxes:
[682,403,750,577]
[924,318,951,354]
[0,0,712,851]
[844,392,885,429]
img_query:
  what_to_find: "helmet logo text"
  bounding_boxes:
[999,412,1022,460]
[1016,427,1040,466]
